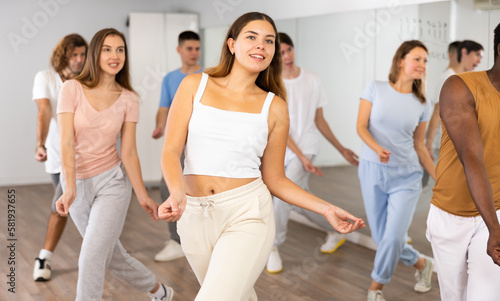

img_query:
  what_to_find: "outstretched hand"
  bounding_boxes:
[378,148,391,164]
[158,194,186,222]
[487,231,500,266]
[342,148,359,166]
[324,205,365,234]
[300,156,324,176]
[56,189,76,217]
[152,126,164,139]
[138,196,160,221]
[35,146,48,162]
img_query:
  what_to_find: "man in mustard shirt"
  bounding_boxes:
[427,23,500,301]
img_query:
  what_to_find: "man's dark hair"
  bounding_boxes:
[494,22,500,61]
[178,31,200,46]
[278,32,294,48]
[448,41,461,54]
[457,40,483,62]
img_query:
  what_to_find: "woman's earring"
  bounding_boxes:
[230,50,234,55]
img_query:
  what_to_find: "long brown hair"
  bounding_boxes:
[75,28,134,92]
[388,40,428,103]
[50,34,87,73]
[205,12,287,102]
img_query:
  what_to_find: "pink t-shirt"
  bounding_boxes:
[57,80,139,179]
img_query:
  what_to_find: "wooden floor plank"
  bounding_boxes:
[0,166,440,300]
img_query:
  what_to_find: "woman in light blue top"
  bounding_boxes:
[157,12,365,301]
[356,40,436,301]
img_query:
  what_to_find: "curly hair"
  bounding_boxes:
[50,34,87,73]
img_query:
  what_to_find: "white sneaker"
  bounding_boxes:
[154,240,184,262]
[266,246,283,273]
[149,283,174,301]
[407,236,413,244]
[414,258,434,293]
[320,232,346,253]
[33,257,51,281]
[367,290,386,301]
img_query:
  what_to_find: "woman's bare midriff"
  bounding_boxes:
[184,175,258,197]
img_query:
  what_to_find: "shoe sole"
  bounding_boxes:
[166,286,174,301]
[34,276,50,282]
[266,267,283,274]
[154,254,185,262]
[321,238,346,254]
[414,286,432,293]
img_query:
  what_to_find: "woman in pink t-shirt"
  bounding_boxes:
[56,28,173,301]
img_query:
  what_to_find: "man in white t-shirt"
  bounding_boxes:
[425,40,483,165]
[32,34,87,281]
[266,33,359,273]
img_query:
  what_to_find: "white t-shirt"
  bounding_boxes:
[431,68,455,149]
[283,69,328,165]
[32,68,63,174]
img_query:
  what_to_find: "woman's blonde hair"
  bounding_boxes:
[388,40,428,103]
[204,12,287,102]
[75,28,134,92]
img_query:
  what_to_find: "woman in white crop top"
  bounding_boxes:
[159,12,365,301]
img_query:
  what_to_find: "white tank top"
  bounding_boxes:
[183,73,275,178]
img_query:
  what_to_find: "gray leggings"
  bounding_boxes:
[63,164,157,301]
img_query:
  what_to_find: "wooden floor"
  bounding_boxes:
[0,166,440,301]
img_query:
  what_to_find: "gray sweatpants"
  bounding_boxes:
[273,155,334,247]
[63,164,157,301]
[49,173,63,212]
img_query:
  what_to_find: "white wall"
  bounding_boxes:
[204,2,450,166]
[1,0,498,186]
[453,0,500,68]
[0,0,184,186]
[128,13,198,183]
[182,0,446,28]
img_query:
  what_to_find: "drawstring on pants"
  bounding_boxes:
[200,200,216,217]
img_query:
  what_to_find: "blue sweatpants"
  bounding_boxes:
[358,160,422,284]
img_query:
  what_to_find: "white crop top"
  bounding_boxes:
[183,73,275,178]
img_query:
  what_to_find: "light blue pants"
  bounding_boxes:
[273,155,333,247]
[358,160,422,284]
[63,164,157,301]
